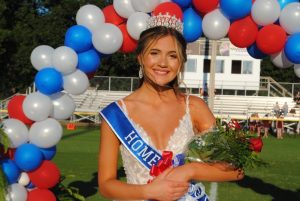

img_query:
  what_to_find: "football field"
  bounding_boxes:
[53,127,300,201]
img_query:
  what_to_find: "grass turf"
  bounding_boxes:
[53,127,300,201]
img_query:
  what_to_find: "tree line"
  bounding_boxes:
[0,0,298,99]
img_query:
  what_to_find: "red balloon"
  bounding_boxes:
[256,24,287,55]
[102,5,125,26]
[27,189,56,201]
[228,16,258,48]
[152,2,183,21]
[7,95,34,125]
[28,160,60,189]
[118,23,137,53]
[192,0,219,14]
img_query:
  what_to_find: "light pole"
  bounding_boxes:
[208,40,217,111]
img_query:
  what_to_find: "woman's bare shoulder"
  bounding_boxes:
[188,95,215,132]
[188,95,207,109]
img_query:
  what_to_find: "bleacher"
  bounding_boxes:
[71,89,300,121]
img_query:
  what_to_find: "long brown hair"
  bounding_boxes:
[136,26,187,95]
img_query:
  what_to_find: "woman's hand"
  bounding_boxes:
[165,164,194,182]
[146,167,189,201]
[210,162,244,180]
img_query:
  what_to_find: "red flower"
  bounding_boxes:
[249,137,263,153]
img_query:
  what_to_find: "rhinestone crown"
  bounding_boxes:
[146,13,183,34]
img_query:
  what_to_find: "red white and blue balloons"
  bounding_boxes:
[5,0,300,199]
[202,9,230,40]
[30,45,54,71]
[220,0,252,21]
[64,25,92,53]
[279,2,300,35]
[284,33,300,64]
[183,7,202,42]
[75,4,105,32]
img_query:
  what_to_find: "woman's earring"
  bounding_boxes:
[139,65,143,79]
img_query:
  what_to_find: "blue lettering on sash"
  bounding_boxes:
[100,102,162,170]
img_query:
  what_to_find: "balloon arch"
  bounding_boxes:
[2,0,300,200]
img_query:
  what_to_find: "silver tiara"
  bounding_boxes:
[146,13,183,34]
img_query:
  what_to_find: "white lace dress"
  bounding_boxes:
[117,97,195,201]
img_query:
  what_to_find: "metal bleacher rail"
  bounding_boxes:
[1,76,300,132]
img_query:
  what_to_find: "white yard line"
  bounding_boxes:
[209,182,218,201]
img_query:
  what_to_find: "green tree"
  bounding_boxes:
[261,57,300,83]
[0,0,116,98]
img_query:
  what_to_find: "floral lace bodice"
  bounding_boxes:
[119,96,195,186]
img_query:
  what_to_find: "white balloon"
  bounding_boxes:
[92,23,123,54]
[202,9,230,40]
[76,4,105,32]
[50,92,76,120]
[52,46,78,75]
[279,2,300,34]
[294,64,300,78]
[251,0,281,26]
[2,119,28,148]
[271,50,294,68]
[30,45,54,71]
[160,0,171,2]
[29,118,63,148]
[18,172,30,186]
[6,184,27,201]
[113,0,136,18]
[22,92,53,122]
[127,12,150,40]
[131,0,160,13]
[63,70,90,95]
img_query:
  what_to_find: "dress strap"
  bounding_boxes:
[118,99,128,114]
[185,95,190,114]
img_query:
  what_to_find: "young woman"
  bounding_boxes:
[98,24,244,201]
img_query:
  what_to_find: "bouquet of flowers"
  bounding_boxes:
[185,122,266,169]
[148,121,266,200]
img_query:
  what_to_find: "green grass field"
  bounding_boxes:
[53,127,300,201]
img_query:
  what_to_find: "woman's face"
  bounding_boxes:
[140,35,181,86]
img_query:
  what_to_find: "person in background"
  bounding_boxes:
[200,82,209,103]
[273,102,280,116]
[249,113,257,134]
[282,102,288,117]
[276,115,284,139]
[262,115,271,138]
[294,91,300,105]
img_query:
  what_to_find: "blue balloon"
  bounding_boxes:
[39,146,56,160]
[14,143,43,171]
[247,43,268,59]
[35,67,63,95]
[65,25,92,53]
[220,0,252,20]
[172,0,192,8]
[26,181,35,189]
[78,49,101,73]
[1,159,21,184]
[278,0,299,9]
[183,8,202,42]
[284,33,300,64]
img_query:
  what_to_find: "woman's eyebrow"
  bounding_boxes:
[150,48,177,53]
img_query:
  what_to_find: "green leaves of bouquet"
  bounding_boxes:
[185,123,267,169]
